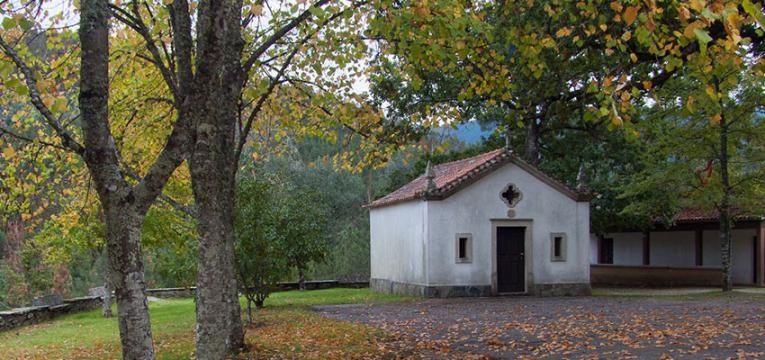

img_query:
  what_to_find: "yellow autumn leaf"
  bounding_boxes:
[42,95,55,108]
[556,27,572,38]
[683,20,705,39]
[686,96,695,112]
[620,91,631,101]
[251,4,263,16]
[689,0,706,12]
[710,113,721,125]
[53,98,68,112]
[624,6,639,26]
[630,53,638,63]
[2,146,15,158]
[705,85,717,100]
[610,114,623,126]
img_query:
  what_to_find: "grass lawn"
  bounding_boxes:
[0,288,407,360]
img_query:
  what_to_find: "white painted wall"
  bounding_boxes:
[589,234,599,264]
[650,231,695,267]
[602,232,644,265]
[703,229,756,284]
[424,162,590,287]
[592,228,757,285]
[369,201,427,285]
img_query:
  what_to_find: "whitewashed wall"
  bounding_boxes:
[702,229,756,284]
[595,228,757,284]
[650,231,695,267]
[600,232,644,265]
[590,234,600,264]
[425,163,590,287]
[369,201,427,285]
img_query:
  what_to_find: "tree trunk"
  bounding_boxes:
[298,267,306,291]
[104,208,155,359]
[719,112,733,292]
[102,280,113,318]
[246,298,253,325]
[80,0,155,357]
[192,187,243,357]
[524,119,540,165]
[190,1,245,352]
[189,111,243,354]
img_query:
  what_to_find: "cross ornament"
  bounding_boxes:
[500,184,522,208]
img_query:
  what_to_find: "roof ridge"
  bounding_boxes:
[429,149,511,197]
[367,148,588,209]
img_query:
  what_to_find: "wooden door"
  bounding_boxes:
[497,227,525,293]
[599,237,614,264]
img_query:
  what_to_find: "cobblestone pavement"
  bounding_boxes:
[316,295,765,359]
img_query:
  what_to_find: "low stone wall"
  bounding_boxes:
[146,281,371,298]
[276,280,369,291]
[0,296,102,333]
[0,280,370,332]
[591,264,723,287]
[146,287,196,298]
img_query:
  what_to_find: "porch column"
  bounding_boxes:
[758,221,765,286]
[642,231,650,266]
[695,229,703,266]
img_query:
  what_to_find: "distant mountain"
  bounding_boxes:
[434,121,496,145]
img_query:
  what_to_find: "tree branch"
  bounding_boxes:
[236,2,360,160]
[0,125,70,151]
[0,35,85,155]
[169,0,193,98]
[242,0,331,73]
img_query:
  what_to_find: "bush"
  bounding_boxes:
[234,177,287,322]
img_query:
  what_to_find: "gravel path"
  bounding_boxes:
[316,296,765,359]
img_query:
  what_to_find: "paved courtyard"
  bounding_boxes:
[316,294,765,359]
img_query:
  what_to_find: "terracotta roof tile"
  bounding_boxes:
[368,148,586,208]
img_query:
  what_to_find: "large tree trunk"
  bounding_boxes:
[104,208,155,358]
[190,0,245,356]
[80,0,157,357]
[190,156,243,356]
[524,119,541,165]
[719,112,733,292]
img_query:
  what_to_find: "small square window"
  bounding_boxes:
[455,233,472,263]
[550,233,567,262]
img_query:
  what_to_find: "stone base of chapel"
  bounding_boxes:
[371,278,591,298]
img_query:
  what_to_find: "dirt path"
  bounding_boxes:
[316,296,765,359]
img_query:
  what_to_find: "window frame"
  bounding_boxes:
[455,233,473,263]
[550,232,567,262]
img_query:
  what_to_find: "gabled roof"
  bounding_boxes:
[368,148,589,209]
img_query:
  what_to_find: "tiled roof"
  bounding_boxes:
[367,148,588,209]
[673,208,764,223]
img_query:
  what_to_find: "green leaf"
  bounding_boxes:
[693,28,713,44]
[19,18,34,31]
[2,17,16,30]
[16,84,29,96]
[743,0,765,27]
[693,28,712,55]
